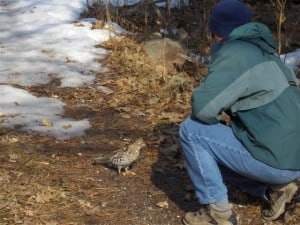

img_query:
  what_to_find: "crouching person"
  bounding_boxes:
[179,0,300,224]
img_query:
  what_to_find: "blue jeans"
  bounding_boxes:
[179,117,300,204]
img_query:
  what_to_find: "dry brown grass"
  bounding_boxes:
[97,36,197,125]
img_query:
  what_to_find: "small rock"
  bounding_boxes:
[144,38,187,72]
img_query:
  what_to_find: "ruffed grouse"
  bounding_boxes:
[109,138,146,174]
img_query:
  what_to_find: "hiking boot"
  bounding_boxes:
[294,179,300,205]
[262,181,298,221]
[182,207,238,225]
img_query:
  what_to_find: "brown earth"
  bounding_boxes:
[0,1,299,225]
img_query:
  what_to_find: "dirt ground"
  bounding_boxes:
[0,1,299,225]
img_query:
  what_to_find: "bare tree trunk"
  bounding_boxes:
[105,0,111,22]
[270,0,287,54]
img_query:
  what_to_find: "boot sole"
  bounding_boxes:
[262,183,298,221]
[182,217,210,225]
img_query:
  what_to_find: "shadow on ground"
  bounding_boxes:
[150,123,200,212]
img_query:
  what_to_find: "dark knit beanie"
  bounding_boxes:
[209,0,252,37]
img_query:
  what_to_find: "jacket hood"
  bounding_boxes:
[229,22,277,54]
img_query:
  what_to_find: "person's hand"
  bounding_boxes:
[182,108,191,119]
[221,111,231,126]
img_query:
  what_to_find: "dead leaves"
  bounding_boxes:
[0,173,66,224]
[40,119,72,129]
[96,85,113,94]
[158,112,184,124]
[78,199,92,208]
[8,153,19,162]
[41,119,53,127]
[30,190,55,204]
[156,200,169,209]
[99,36,194,126]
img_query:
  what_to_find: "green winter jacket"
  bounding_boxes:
[191,22,300,170]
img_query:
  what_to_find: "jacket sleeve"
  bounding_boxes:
[191,50,246,124]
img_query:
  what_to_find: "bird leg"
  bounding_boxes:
[121,166,129,175]
[117,167,122,175]
[122,167,136,176]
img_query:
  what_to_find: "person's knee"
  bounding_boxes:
[179,117,203,142]
[179,118,192,141]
